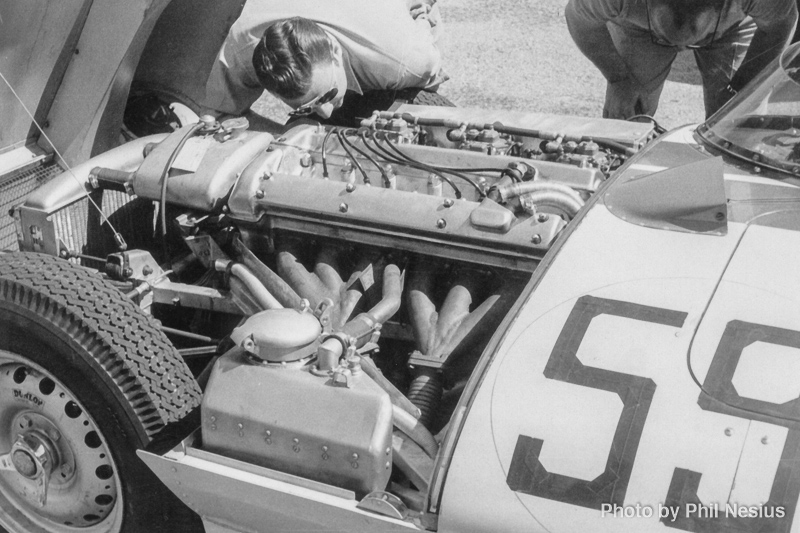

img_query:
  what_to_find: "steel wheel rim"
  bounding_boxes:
[0,350,124,532]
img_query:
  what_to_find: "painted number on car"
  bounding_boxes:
[506,296,800,532]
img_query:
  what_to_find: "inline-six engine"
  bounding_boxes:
[14,104,653,513]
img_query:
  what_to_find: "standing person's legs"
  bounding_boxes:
[694,18,756,117]
[605,23,677,118]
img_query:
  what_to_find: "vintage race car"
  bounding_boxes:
[3,2,800,533]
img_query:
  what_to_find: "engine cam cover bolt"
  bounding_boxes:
[443,198,454,208]
[531,234,542,245]
[436,219,447,229]
[255,189,265,199]
[339,203,349,213]
[537,213,549,222]
[346,183,356,193]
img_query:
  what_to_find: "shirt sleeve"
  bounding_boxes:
[566,0,624,23]
[325,0,443,91]
[203,33,265,115]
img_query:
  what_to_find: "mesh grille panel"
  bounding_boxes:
[0,162,62,251]
[54,190,141,259]
[1,162,142,256]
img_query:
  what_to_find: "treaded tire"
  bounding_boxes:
[0,251,203,532]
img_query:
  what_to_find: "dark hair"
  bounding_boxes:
[252,17,333,100]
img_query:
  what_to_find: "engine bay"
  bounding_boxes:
[14,104,654,521]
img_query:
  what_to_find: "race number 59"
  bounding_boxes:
[506,296,800,532]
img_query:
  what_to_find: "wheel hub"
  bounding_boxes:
[0,361,120,529]
[11,431,57,480]
[11,450,38,478]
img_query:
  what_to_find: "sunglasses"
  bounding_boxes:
[288,87,339,117]
[645,0,723,49]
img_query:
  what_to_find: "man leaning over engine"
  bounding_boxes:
[565,0,797,119]
[202,0,446,125]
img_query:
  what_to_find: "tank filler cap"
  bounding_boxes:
[231,308,321,363]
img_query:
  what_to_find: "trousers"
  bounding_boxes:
[604,17,756,119]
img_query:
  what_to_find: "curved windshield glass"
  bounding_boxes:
[698,42,800,176]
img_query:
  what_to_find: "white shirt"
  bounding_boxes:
[203,0,444,114]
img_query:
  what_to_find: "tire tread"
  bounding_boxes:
[0,251,201,441]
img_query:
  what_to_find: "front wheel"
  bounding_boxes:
[0,252,203,532]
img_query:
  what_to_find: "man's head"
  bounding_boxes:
[647,0,725,47]
[252,17,347,118]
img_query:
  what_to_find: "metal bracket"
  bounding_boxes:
[357,491,409,520]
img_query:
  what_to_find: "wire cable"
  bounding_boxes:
[0,70,128,249]
[378,131,485,198]
[627,114,667,135]
[334,128,370,185]
[366,130,462,198]
[159,123,203,261]
[321,127,336,178]
[340,129,391,187]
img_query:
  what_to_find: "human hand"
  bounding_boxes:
[409,0,436,24]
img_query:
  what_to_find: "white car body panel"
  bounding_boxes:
[441,199,800,532]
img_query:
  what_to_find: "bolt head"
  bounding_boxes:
[436,218,447,229]
[724,427,733,436]
[339,203,349,213]
[531,234,542,245]
[255,189,265,199]
[346,183,356,193]
[537,213,549,223]
[443,198,454,208]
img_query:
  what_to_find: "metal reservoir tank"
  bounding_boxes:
[200,308,395,497]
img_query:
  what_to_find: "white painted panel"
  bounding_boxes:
[441,206,751,533]
[729,422,788,505]
[733,342,800,404]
